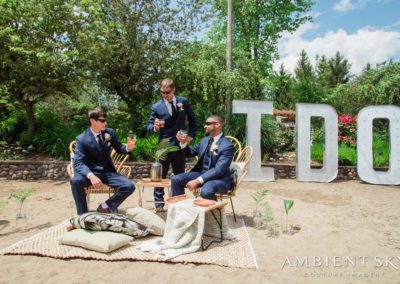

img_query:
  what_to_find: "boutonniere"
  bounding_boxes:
[210,144,219,155]
[104,133,111,142]
[176,102,184,111]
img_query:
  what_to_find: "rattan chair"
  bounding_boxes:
[67,140,132,210]
[192,144,254,222]
[215,145,253,221]
[225,135,242,162]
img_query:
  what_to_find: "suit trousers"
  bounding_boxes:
[171,171,230,201]
[70,172,135,214]
[154,150,185,208]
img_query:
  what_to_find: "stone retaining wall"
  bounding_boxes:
[0,161,366,181]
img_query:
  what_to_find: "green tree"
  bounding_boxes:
[330,61,400,114]
[171,42,257,123]
[327,51,351,88]
[0,0,87,138]
[267,64,295,110]
[81,0,208,134]
[293,50,325,103]
[209,0,313,73]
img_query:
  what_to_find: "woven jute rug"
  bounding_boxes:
[0,219,258,269]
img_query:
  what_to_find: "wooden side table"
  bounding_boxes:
[136,178,171,207]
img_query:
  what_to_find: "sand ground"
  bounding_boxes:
[0,179,399,284]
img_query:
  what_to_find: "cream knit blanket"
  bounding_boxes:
[138,199,205,260]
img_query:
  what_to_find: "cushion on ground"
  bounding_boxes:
[125,207,165,236]
[69,212,149,237]
[59,229,132,253]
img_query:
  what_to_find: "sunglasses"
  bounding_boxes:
[204,121,217,126]
[96,118,107,123]
[161,91,171,95]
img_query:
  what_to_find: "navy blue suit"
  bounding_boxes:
[171,134,234,200]
[70,128,135,214]
[147,96,197,207]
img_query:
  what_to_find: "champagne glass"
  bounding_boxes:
[178,129,187,142]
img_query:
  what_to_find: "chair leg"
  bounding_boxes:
[230,196,237,222]
[86,192,90,211]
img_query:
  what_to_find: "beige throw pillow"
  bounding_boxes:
[126,207,165,236]
[59,229,132,253]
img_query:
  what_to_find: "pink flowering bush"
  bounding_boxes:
[338,114,357,147]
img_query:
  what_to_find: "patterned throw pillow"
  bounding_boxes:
[70,212,150,238]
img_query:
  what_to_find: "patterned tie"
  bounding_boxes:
[169,101,177,118]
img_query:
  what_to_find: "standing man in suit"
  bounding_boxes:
[71,108,136,215]
[171,115,234,200]
[147,78,197,212]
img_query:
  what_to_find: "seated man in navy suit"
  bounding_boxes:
[171,115,234,200]
[71,108,136,215]
[147,78,197,212]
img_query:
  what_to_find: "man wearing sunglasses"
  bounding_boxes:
[147,78,198,212]
[171,115,234,200]
[71,108,136,214]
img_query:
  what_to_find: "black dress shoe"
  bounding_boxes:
[96,204,111,214]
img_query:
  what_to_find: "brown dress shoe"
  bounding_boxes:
[96,204,111,214]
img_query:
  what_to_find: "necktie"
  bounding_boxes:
[169,101,177,118]
[97,134,103,144]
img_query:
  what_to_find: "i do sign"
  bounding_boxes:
[233,100,400,185]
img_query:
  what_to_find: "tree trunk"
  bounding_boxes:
[225,0,233,125]
[25,101,35,138]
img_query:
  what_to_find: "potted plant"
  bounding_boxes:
[150,138,179,181]
[9,188,35,219]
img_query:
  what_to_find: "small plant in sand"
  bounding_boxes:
[9,188,35,219]
[251,188,274,229]
[0,200,5,210]
[283,199,294,234]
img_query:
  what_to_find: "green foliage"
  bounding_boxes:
[129,135,159,162]
[171,42,259,124]
[9,188,35,204]
[0,109,27,143]
[209,0,313,76]
[33,108,82,159]
[329,62,400,114]
[251,188,274,226]
[338,145,357,166]
[81,0,208,133]
[267,64,296,110]
[154,138,179,162]
[276,126,296,152]
[0,0,88,137]
[373,135,390,167]
[284,200,294,215]
[311,137,390,167]
[225,114,282,156]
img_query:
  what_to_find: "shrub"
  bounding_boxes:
[33,108,82,159]
[338,114,357,146]
[225,114,281,157]
[0,109,27,143]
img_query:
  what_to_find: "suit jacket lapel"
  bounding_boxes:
[160,99,171,118]
[199,136,212,159]
[87,128,103,153]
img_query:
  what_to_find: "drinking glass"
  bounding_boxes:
[128,132,137,142]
